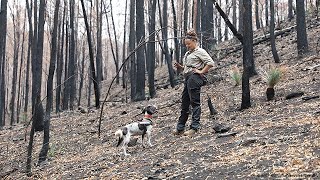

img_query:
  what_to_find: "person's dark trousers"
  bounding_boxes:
[176,73,204,131]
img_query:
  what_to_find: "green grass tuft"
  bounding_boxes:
[266,68,282,88]
[230,66,241,86]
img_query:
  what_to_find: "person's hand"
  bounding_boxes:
[192,68,203,75]
[174,62,183,70]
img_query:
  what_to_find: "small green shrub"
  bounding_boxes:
[230,66,241,86]
[266,68,282,88]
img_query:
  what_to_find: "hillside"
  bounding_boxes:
[1,20,320,179]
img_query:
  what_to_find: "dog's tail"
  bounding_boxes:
[115,129,124,147]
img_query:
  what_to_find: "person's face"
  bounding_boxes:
[184,39,197,51]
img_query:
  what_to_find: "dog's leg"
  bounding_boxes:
[122,135,131,156]
[146,131,153,147]
[141,134,145,148]
[116,136,123,147]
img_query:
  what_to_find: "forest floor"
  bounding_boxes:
[1,19,320,179]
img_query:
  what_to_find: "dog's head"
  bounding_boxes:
[142,105,157,115]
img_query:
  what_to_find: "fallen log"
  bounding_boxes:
[302,95,320,101]
[305,64,320,70]
[216,25,296,57]
[285,91,305,99]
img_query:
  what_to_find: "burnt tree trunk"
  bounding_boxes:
[129,0,136,101]
[201,0,206,45]
[288,0,294,21]
[0,0,8,126]
[31,0,46,132]
[96,0,103,87]
[296,0,309,55]
[232,0,237,29]
[104,2,119,86]
[159,0,175,88]
[24,0,33,117]
[80,0,100,108]
[87,65,92,107]
[38,0,60,164]
[10,8,21,125]
[135,0,146,101]
[62,17,69,110]
[181,0,189,60]
[148,0,157,99]
[68,0,76,110]
[224,0,229,41]
[217,0,222,42]
[171,0,180,64]
[270,0,280,63]
[122,0,128,89]
[265,0,269,26]
[17,13,27,124]
[316,0,319,19]
[27,0,46,175]
[78,40,86,106]
[241,0,252,110]
[56,1,66,113]
[202,0,214,50]
[110,0,120,84]
[239,0,244,33]
[255,0,261,29]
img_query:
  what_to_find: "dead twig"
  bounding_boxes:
[216,132,238,138]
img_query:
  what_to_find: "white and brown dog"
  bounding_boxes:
[115,105,157,156]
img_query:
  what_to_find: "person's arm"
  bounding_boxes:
[193,64,213,75]
[193,49,215,75]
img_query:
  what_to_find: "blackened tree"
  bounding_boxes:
[135,0,146,101]
[0,0,8,126]
[239,0,244,33]
[288,0,294,21]
[255,0,261,29]
[38,0,61,164]
[241,0,253,109]
[9,4,21,125]
[148,0,157,98]
[270,0,280,63]
[171,0,180,63]
[56,0,66,112]
[129,0,136,101]
[296,0,309,55]
[158,0,175,88]
[201,0,214,50]
[80,0,101,108]
[27,0,46,175]
[180,0,189,59]
[68,0,76,110]
[265,0,269,26]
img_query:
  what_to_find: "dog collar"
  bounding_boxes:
[144,114,152,119]
[140,118,153,125]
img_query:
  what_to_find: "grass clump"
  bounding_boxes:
[230,66,241,86]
